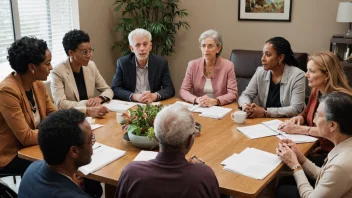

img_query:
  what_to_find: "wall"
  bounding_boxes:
[79,0,349,95]
[78,0,119,85]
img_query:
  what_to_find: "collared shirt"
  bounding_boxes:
[134,58,150,94]
[129,58,160,101]
[115,151,220,198]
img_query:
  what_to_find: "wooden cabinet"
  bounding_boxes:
[330,37,352,86]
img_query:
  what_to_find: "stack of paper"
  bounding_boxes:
[222,147,282,180]
[103,101,136,112]
[237,119,318,143]
[85,117,103,130]
[174,101,199,111]
[173,101,232,119]
[79,143,126,175]
[133,151,158,161]
[198,106,232,119]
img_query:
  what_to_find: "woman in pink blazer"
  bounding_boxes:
[180,30,238,106]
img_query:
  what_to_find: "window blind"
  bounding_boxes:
[0,0,78,81]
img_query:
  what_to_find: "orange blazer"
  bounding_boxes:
[0,73,56,167]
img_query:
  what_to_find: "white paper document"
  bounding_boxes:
[276,133,318,143]
[222,147,282,180]
[237,119,318,143]
[79,143,126,175]
[174,101,199,112]
[103,100,136,112]
[237,124,278,139]
[133,151,158,161]
[198,106,232,119]
[85,117,104,130]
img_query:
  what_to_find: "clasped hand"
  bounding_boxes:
[196,95,217,107]
[133,91,157,104]
[242,103,264,118]
[276,139,306,169]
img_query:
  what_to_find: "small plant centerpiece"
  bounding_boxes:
[122,104,163,149]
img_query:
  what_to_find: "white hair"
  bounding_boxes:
[128,28,152,46]
[154,104,195,148]
[198,29,223,56]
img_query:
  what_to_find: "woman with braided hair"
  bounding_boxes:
[238,37,306,118]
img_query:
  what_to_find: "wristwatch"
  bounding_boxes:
[99,96,110,104]
[292,165,302,173]
[264,108,268,117]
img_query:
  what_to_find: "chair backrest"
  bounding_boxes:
[43,80,54,103]
[0,180,17,198]
[230,49,309,98]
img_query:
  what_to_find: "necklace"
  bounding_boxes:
[25,89,36,113]
[205,69,214,76]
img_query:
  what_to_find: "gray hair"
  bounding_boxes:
[128,28,152,46]
[154,104,196,148]
[320,92,352,135]
[198,29,223,57]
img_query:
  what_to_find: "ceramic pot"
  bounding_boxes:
[127,130,158,150]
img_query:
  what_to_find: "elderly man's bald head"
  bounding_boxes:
[154,104,196,149]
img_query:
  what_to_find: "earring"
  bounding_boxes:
[32,70,34,74]
[278,62,281,65]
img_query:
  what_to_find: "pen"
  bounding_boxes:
[93,145,101,150]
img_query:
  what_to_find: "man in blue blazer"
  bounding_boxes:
[112,28,175,103]
[18,109,97,198]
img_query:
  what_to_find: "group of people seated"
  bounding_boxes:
[0,26,351,197]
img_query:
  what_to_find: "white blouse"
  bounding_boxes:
[203,78,214,98]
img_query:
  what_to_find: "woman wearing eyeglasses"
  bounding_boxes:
[180,29,238,106]
[0,37,56,175]
[278,51,352,166]
[276,92,352,198]
[50,29,113,118]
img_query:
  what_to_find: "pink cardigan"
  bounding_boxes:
[179,57,238,105]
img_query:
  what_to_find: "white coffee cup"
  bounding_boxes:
[116,112,126,124]
[231,111,246,124]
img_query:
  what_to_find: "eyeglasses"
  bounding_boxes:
[87,133,96,145]
[75,48,94,57]
[200,44,218,50]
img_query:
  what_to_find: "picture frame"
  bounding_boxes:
[238,0,292,22]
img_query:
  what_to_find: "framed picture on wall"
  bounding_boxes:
[238,0,292,22]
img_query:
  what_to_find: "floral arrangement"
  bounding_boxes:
[122,104,163,140]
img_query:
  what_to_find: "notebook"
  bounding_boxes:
[133,151,158,161]
[222,147,282,180]
[103,100,136,112]
[174,101,232,119]
[237,119,318,143]
[79,143,126,175]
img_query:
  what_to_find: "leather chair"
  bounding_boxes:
[0,179,17,198]
[230,49,309,101]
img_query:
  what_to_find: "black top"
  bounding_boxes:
[25,89,36,113]
[266,75,282,108]
[73,67,88,100]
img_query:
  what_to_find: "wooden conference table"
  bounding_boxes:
[18,98,315,197]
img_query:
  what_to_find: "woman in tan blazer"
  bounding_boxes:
[276,92,352,198]
[0,37,56,174]
[50,29,113,118]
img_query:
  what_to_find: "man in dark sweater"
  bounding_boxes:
[115,104,220,198]
[18,109,96,198]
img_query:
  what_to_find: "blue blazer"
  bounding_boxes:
[18,160,90,198]
[111,53,175,101]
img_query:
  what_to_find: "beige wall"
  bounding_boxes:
[79,0,349,96]
[79,0,119,85]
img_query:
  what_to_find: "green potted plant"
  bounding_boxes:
[122,104,163,149]
[112,0,190,56]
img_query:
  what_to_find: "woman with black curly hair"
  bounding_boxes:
[0,36,56,175]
